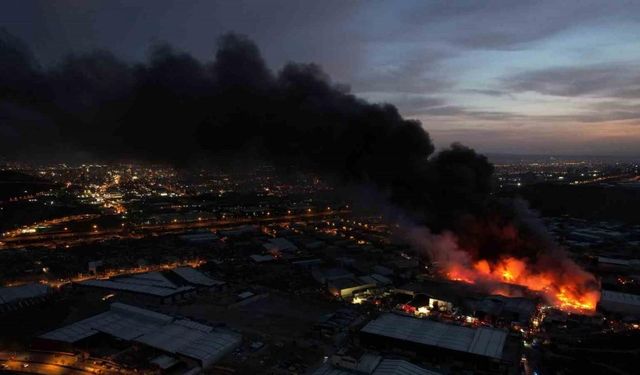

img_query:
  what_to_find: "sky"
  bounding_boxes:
[2,0,640,156]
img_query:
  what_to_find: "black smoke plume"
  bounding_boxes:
[2,30,601,303]
[0,30,493,227]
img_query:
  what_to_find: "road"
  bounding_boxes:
[0,210,350,249]
[0,351,131,375]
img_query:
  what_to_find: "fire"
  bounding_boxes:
[444,256,600,313]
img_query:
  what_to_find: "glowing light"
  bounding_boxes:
[443,256,600,313]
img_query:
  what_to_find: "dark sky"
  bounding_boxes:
[3,0,640,155]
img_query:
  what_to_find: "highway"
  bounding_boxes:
[0,210,350,249]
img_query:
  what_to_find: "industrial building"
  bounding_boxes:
[598,290,640,316]
[263,237,298,256]
[359,313,513,374]
[170,267,226,291]
[469,295,537,326]
[74,268,223,304]
[0,283,50,313]
[39,302,241,371]
[328,277,377,299]
[314,354,442,375]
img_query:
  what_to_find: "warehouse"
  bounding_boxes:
[598,290,640,316]
[170,267,226,291]
[39,302,241,370]
[329,277,377,299]
[360,313,513,373]
[74,271,196,304]
[314,356,441,375]
[0,283,50,312]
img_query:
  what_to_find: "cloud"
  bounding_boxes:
[419,105,525,122]
[503,64,640,98]
[352,47,453,94]
[464,89,513,97]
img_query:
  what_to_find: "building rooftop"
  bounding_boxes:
[41,303,241,368]
[41,303,173,343]
[313,358,441,375]
[361,313,507,360]
[0,283,49,305]
[600,290,640,307]
[77,278,193,297]
[171,267,224,287]
[598,257,631,266]
[118,271,177,289]
[264,237,298,253]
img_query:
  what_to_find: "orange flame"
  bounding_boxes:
[444,256,600,313]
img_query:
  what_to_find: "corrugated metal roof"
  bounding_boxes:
[374,359,441,375]
[41,303,240,368]
[600,290,640,306]
[77,279,193,297]
[177,330,241,368]
[135,322,240,368]
[0,283,49,305]
[118,272,177,289]
[313,359,441,375]
[41,303,173,343]
[172,267,224,287]
[361,313,506,360]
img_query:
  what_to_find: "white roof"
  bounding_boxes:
[0,283,49,305]
[172,267,224,287]
[600,290,640,307]
[41,303,241,367]
[361,313,507,360]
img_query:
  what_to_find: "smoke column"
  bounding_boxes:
[0,30,599,310]
[0,30,493,226]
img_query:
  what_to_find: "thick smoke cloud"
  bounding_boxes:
[0,30,494,225]
[0,30,601,304]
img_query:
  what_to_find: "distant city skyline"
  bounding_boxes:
[2,0,640,156]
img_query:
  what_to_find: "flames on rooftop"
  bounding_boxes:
[406,225,601,314]
[445,256,600,313]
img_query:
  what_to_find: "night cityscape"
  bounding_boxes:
[1,1,639,375]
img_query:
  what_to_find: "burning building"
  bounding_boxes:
[406,226,601,314]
